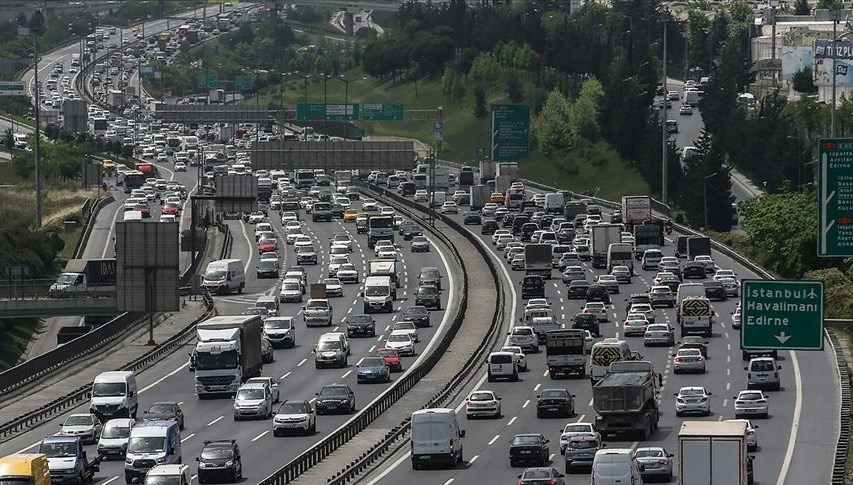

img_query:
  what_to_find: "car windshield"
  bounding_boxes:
[751,360,776,371]
[282,282,300,291]
[147,404,174,413]
[102,424,131,439]
[540,390,567,398]
[39,442,78,458]
[388,333,410,343]
[740,392,763,400]
[512,436,542,446]
[266,319,292,329]
[513,328,533,336]
[65,415,94,426]
[320,387,349,397]
[366,286,389,296]
[278,402,308,414]
[144,476,180,485]
[418,286,437,295]
[307,301,328,309]
[563,424,591,433]
[361,358,385,367]
[348,315,372,324]
[201,447,233,460]
[395,322,415,330]
[236,388,265,400]
[635,449,664,458]
[339,264,356,271]
[522,469,552,479]
[324,279,341,286]
[317,341,341,351]
[205,270,227,280]
[92,382,126,397]
[469,392,495,401]
[128,437,166,453]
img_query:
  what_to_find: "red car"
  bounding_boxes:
[377,347,402,372]
[162,203,180,215]
[258,237,278,254]
[134,203,151,218]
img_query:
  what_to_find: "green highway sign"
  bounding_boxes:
[139,66,154,80]
[197,74,219,89]
[361,103,404,121]
[491,104,530,162]
[0,81,25,96]
[741,280,824,351]
[234,75,253,92]
[297,103,359,121]
[818,138,853,256]
[476,147,486,158]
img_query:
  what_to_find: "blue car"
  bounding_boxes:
[356,357,391,384]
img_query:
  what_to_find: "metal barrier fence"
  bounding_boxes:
[72,195,115,259]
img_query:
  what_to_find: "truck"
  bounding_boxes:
[495,175,513,196]
[621,195,652,229]
[544,329,587,378]
[367,215,395,248]
[427,166,450,191]
[368,259,400,288]
[524,244,553,278]
[479,160,497,183]
[496,162,519,179]
[544,192,564,214]
[191,315,263,397]
[257,177,273,202]
[458,167,475,187]
[678,421,750,485]
[633,221,665,259]
[678,297,714,337]
[563,200,587,221]
[38,436,99,484]
[49,259,116,298]
[592,361,660,440]
[687,236,712,261]
[589,223,623,268]
[470,185,491,211]
[209,89,225,104]
[184,29,199,44]
[334,170,352,190]
[684,90,701,106]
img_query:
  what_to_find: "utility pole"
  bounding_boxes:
[771,2,778,88]
[832,13,839,137]
[661,20,668,206]
[32,12,43,228]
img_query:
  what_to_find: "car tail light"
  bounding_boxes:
[560,399,569,405]
[674,358,682,363]
[747,430,755,435]
[449,439,455,451]
[659,459,671,465]
[518,482,524,485]
[676,398,684,403]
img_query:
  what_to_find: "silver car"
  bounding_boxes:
[643,323,674,346]
[674,386,712,416]
[59,413,103,444]
[633,447,674,482]
[673,348,705,374]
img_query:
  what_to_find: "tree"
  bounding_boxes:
[473,85,487,118]
[571,77,604,141]
[532,90,573,157]
[3,129,12,149]
[794,0,811,14]
[469,53,501,91]
[506,75,523,103]
[792,67,817,93]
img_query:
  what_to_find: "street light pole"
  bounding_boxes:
[661,20,668,205]
[33,20,42,228]
[322,74,329,137]
[704,172,719,229]
[336,76,366,140]
[832,14,839,137]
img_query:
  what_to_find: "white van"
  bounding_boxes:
[201,259,245,294]
[676,283,707,304]
[362,276,394,313]
[90,371,138,421]
[746,357,781,391]
[123,210,143,222]
[410,408,465,469]
[125,420,182,483]
[591,448,644,485]
[487,351,518,382]
[97,418,136,460]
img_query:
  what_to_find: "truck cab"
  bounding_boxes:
[38,436,99,484]
[0,453,51,485]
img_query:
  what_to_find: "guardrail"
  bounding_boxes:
[258,185,475,485]
[72,195,115,259]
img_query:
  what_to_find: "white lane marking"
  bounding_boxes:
[251,431,269,442]
[630,442,639,452]
[488,434,500,445]
[102,199,124,258]
[342,370,353,379]
[588,398,593,407]
[726,382,730,391]
[385,325,391,332]
[369,345,375,352]
[549,453,555,461]
[297,358,307,367]
[14,441,40,454]
[309,397,317,403]
[101,477,119,485]
[776,351,803,485]
[140,363,188,393]
[207,416,223,426]
[280,371,292,380]
[469,454,479,464]
[507,416,517,426]
[356,358,364,366]
[576,414,586,422]
[727,368,731,376]
[522,399,530,408]
[533,383,541,392]
[180,433,195,443]
[441,480,454,485]
[723,399,729,408]
[377,335,385,341]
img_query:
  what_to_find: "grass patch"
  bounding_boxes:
[0,318,40,371]
[0,111,34,129]
[56,225,84,262]
[0,161,16,185]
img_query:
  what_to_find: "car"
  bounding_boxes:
[595,274,620,293]
[315,384,356,415]
[413,190,429,202]
[571,313,600,337]
[58,413,102,444]
[296,245,317,265]
[517,467,565,485]
[582,302,608,322]
[373,239,394,257]
[327,255,349,277]
[415,284,441,310]
[481,219,499,235]
[385,330,416,356]
[732,305,742,329]
[402,305,430,328]
[746,357,781,391]
[399,220,423,240]
[623,313,650,336]
[648,286,676,307]
[536,389,575,418]
[245,377,280,403]
[281,211,299,223]
[500,345,528,372]
[682,261,706,279]
[174,161,187,172]
[376,347,403,372]
[694,255,717,273]
[346,314,376,337]
[509,433,550,467]
[714,268,736,279]
[734,390,769,419]
[142,402,185,429]
[643,323,674,346]
[343,208,358,222]
[679,104,693,115]
[718,276,740,297]
[363,198,379,210]
[491,192,505,203]
[357,356,391,383]
[464,212,482,225]
[628,303,656,323]
[411,235,431,252]
[508,325,539,353]
[197,440,242,483]
[585,284,611,304]
[674,386,712,416]
[673,348,706,373]
[703,280,727,301]
[263,317,295,348]
[466,390,502,418]
[563,433,601,472]
[725,419,759,451]
[559,422,600,454]
[273,400,316,436]
[610,265,632,283]
[279,279,303,303]
[331,233,354,251]
[511,254,526,271]
[440,201,459,213]
[258,237,278,254]
[322,278,343,297]
[634,446,675,482]
[256,259,279,278]
[567,280,590,299]
[392,320,419,342]
[246,211,266,224]
[679,336,709,358]
[336,263,359,283]
[254,223,273,239]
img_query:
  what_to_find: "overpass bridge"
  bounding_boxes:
[0,280,117,318]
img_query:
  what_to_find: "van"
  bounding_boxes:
[487,351,519,381]
[314,332,350,368]
[255,295,279,316]
[124,420,182,483]
[362,276,394,313]
[746,357,781,391]
[591,449,644,485]
[0,453,51,485]
[410,409,465,469]
[97,418,136,460]
[90,371,139,421]
[641,249,663,270]
[676,283,707,305]
[201,259,245,294]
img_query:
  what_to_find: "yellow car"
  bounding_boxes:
[490,192,505,204]
[102,159,116,170]
[343,208,359,222]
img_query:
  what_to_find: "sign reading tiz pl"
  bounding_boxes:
[741,280,824,351]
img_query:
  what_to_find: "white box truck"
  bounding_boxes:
[621,195,652,229]
[678,420,750,485]
[544,192,564,214]
[589,223,622,269]
[479,160,496,183]
[470,185,491,211]
[192,315,263,397]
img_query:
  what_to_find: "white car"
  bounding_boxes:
[322,278,343,297]
[385,330,415,356]
[336,263,359,284]
[362,198,379,211]
[643,323,674,346]
[725,419,759,451]
[272,400,316,436]
[629,303,656,323]
[623,313,650,336]
[380,206,395,216]
[247,212,266,224]
[492,229,512,245]
[392,320,419,342]
[559,422,600,454]
[328,255,349,277]
[440,201,459,214]
[714,269,736,280]
[373,240,394,257]
[495,234,514,251]
[694,255,717,272]
[174,161,187,172]
[465,390,501,418]
[582,302,608,322]
[673,348,706,374]
[281,212,299,223]
[674,386,711,416]
[255,223,273,240]
[58,413,103,444]
[294,235,313,251]
[279,279,303,303]
[413,190,429,202]
[583,330,595,352]
[499,345,528,372]
[377,248,397,260]
[734,390,769,419]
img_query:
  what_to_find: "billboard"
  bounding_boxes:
[781,28,821,81]
[115,222,180,312]
[814,39,853,86]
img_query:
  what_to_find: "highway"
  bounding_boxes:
[361,188,839,485]
[0,191,459,485]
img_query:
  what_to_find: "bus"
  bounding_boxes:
[123,170,146,193]
[590,338,633,382]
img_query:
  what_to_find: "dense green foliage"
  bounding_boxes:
[11,136,97,182]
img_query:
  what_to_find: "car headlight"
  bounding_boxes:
[125,458,133,465]
[156,457,166,464]
[199,462,207,468]
[225,461,233,467]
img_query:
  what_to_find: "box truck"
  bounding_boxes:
[678,420,750,485]
[621,195,652,229]
[589,224,622,268]
[470,185,491,211]
[49,259,116,298]
[191,315,263,397]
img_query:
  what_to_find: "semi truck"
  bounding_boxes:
[563,201,587,221]
[592,361,661,440]
[367,215,395,248]
[589,223,623,268]
[479,160,497,183]
[678,297,714,337]
[257,177,273,202]
[544,329,587,378]
[495,175,514,196]
[470,185,491,211]
[687,236,712,261]
[621,195,652,229]
[524,244,553,278]
[192,315,263,397]
[49,259,116,298]
[678,421,750,485]
[458,167,475,187]
[633,221,665,259]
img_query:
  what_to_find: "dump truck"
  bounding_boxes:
[49,259,116,298]
[192,315,263,397]
[470,185,491,211]
[621,195,652,229]
[678,421,750,485]
[545,329,587,378]
[592,361,660,440]
[525,244,553,278]
[633,221,665,259]
[589,223,623,268]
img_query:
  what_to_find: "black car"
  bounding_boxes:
[571,313,600,337]
[256,259,279,278]
[402,306,431,328]
[682,262,706,279]
[356,218,368,233]
[509,433,551,467]
[142,402,184,429]
[281,199,301,211]
[702,280,727,301]
[464,212,482,225]
[197,440,242,484]
[567,280,591,299]
[399,221,422,240]
[314,384,356,415]
[331,203,346,217]
[482,220,499,235]
[418,267,443,291]
[520,223,540,242]
[415,284,441,310]
[585,284,611,304]
[346,314,376,337]
[521,275,546,300]
[536,389,575,418]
